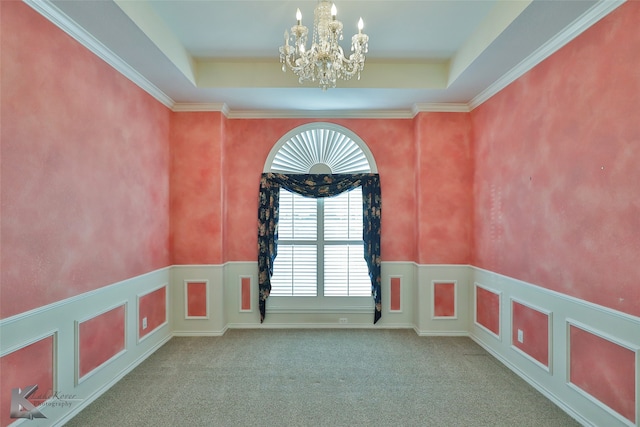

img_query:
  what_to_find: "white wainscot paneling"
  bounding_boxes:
[6,263,636,427]
[224,262,415,329]
[224,262,261,327]
[469,266,640,427]
[183,280,210,320]
[171,265,225,336]
[414,264,471,336]
[0,267,172,426]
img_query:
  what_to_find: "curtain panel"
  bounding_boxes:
[258,173,382,323]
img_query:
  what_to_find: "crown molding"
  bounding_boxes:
[468,0,625,110]
[224,109,416,119]
[171,104,474,118]
[25,0,175,109]
[171,103,230,115]
[412,103,470,115]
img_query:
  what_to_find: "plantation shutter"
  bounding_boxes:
[271,189,317,296]
[324,189,370,296]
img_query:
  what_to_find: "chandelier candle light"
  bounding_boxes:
[279,0,369,90]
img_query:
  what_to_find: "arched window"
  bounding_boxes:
[264,123,377,174]
[259,123,381,323]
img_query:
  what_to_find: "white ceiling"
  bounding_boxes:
[35,0,622,117]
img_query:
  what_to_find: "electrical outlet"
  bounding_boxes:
[339,318,348,324]
[517,329,524,343]
[142,317,148,330]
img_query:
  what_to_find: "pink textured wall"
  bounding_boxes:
[222,118,418,262]
[186,282,208,317]
[471,2,640,317]
[475,285,500,336]
[415,113,473,264]
[0,1,171,319]
[171,115,472,264]
[138,286,167,339]
[570,325,636,423]
[170,112,224,264]
[241,277,252,311]
[390,277,401,311]
[433,282,456,317]
[0,336,54,427]
[511,301,549,367]
[79,305,126,378]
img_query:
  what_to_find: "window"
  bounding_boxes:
[271,188,370,297]
[262,122,378,311]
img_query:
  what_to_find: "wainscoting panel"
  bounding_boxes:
[389,276,402,312]
[76,303,127,383]
[469,266,640,427]
[414,265,471,336]
[137,284,168,342]
[474,283,501,339]
[568,320,637,425]
[239,276,253,312]
[224,262,260,327]
[511,298,551,371]
[171,265,225,336]
[224,262,415,328]
[432,280,457,319]
[0,267,172,427]
[184,281,209,319]
[379,263,414,328]
[0,333,55,427]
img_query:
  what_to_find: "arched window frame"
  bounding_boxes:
[259,123,381,323]
[263,122,378,174]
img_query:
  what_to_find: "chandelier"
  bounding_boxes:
[279,1,369,90]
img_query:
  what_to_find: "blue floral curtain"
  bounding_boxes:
[258,173,382,323]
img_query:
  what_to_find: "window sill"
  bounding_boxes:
[268,296,373,314]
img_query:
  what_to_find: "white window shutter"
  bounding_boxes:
[271,128,371,174]
[268,124,373,299]
[324,189,362,240]
[271,245,317,296]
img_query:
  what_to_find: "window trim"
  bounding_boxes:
[272,189,371,299]
[263,123,376,314]
[263,122,378,174]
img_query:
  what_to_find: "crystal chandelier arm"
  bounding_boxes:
[279,0,368,89]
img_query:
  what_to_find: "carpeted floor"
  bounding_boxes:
[65,329,580,426]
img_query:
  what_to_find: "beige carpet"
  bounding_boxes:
[65,329,579,426]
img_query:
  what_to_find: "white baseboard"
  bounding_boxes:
[173,327,228,337]
[413,328,469,337]
[53,335,172,426]
[470,334,591,426]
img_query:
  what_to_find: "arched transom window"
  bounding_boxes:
[264,123,377,174]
